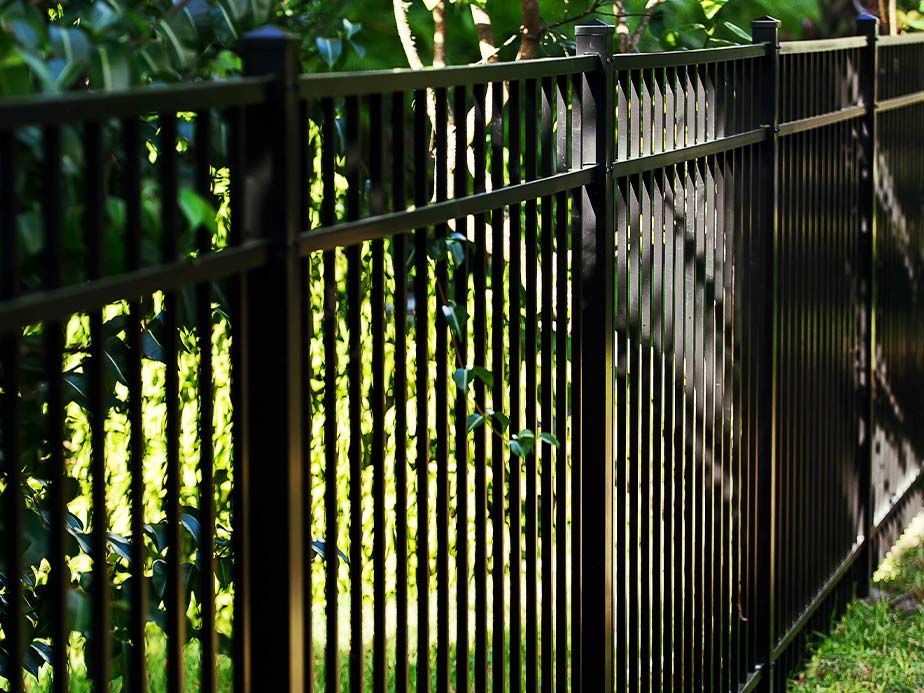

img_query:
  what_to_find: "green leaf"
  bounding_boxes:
[144,523,168,553]
[315,37,342,68]
[141,314,167,362]
[538,432,560,447]
[311,539,350,565]
[179,188,218,236]
[103,336,130,386]
[152,559,167,599]
[452,367,470,391]
[342,18,362,39]
[466,413,485,432]
[50,27,91,66]
[19,50,58,92]
[723,21,752,43]
[349,40,366,60]
[63,371,90,408]
[158,14,198,71]
[490,411,510,433]
[53,59,86,90]
[8,17,46,52]
[700,0,728,20]
[68,585,92,633]
[17,211,42,256]
[510,429,536,458]
[442,302,466,338]
[90,45,131,90]
[107,532,132,563]
[471,366,493,389]
[510,438,531,458]
[249,0,272,23]
[181,511,201,547]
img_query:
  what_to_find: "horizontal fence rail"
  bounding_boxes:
[1,13,924,693]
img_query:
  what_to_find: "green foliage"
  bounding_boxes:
[789,513,924,690]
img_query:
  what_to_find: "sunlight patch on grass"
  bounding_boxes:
[789,509,924,692]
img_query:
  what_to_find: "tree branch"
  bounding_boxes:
[393,0,425,70]
[614,0,630,52]
[470,3,498,63]
[629,0,668,50]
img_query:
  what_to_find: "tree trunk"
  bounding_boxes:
[432,0,447,67]
[518,0,541,59]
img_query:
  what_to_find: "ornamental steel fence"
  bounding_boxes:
[1,13,923,693]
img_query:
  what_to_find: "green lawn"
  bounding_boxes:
[789,511,924,692]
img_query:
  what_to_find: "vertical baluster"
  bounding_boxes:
[523,76,539,693]
[639,71,654,693]
[434,85,450,693]
[369,91,387,693]
[412,87,431,692]
[452,83,470,693]
[85,120,113,691]
[661,66,676,693]
[392,90,410,693]
[490,78,507,693]
[615,67,630,693]
[554,72,570,693]
[1,129,24,693]
[195,109,217,693]
[123,114,147,691]
[226,103,251,693]
[568,67,584,693]
[539,74,555,692]
[671,64,686,690]
[300,96,314,693]
[508,79,522,693]
[703,152,717,692]
[319,97,340,693]
[344,94,364,693]
[159,112,183,693]
[471,81,488,693]
[43,124,69,693]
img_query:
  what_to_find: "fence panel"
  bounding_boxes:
[608,43,767,692]
[772,33,868,683]
[4,16,924,693]
[0,81,271,692]
[871,34,924,564]
[297,55,596,692]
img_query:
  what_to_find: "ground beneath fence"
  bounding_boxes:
[789,511,924,691]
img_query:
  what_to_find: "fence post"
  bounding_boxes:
[574,20,615,692]
[856,13,879,597]
[751,16,780,690]
[237,27,306,692]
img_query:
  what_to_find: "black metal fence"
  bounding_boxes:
[1,13,923,693]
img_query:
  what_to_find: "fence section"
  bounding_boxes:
[608,43,768,692]
[0,77,272,693]
[870,33,924,563]
[2,14,924,693]
[771,28,869,684]
[296,54,593,692]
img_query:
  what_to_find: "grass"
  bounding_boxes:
[19,613,540,691]
[789,511,924,692]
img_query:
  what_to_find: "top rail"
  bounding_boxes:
[299,55,599,98]
[780,36,867,54]
[609,43,765,69]
[0,77,271,129]
[879,32,924,46]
